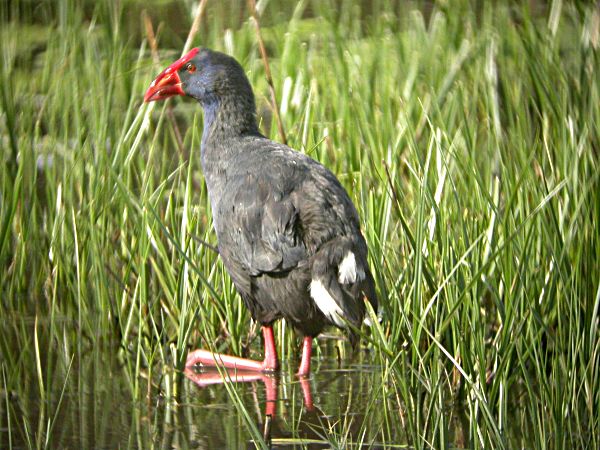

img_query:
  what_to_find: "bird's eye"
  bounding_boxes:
[185,63,197,73]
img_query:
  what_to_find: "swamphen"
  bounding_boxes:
[144,48,377,376]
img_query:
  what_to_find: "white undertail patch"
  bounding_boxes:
[338,252,365,284]
[310,279,346,327]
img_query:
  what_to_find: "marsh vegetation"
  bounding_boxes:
[1,0,599,448]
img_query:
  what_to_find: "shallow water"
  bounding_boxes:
[1,344,408,449]
[182,362,397,449]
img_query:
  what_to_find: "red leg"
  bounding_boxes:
[186,325,279,372]
[297,336,313,376]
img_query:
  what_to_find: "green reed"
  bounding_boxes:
[1,0,598,448]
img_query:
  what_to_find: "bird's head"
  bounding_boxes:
[144,48,253,106]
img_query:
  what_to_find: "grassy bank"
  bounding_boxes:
[1,0,598,448]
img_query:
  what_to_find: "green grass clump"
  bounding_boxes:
[1,0,599,448]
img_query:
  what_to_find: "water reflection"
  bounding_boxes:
[184,368,315,414]
[181,361,389,449]
[0,335,393,449]
[185,367,315,446]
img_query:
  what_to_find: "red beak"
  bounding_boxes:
[144,48,200,102]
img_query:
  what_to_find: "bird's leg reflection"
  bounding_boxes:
[297,375,314,411]
[183,367,315,418]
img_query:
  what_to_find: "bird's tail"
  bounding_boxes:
[309,237,378,344]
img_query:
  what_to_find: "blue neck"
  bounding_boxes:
[201,99,219,146]
[200,94,259,149]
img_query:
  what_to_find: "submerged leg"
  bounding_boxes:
[186,325,279,372]
[297,336,313,376]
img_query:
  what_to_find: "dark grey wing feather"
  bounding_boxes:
[216,173,306,286]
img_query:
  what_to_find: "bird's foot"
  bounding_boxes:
[185,348,278,372]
